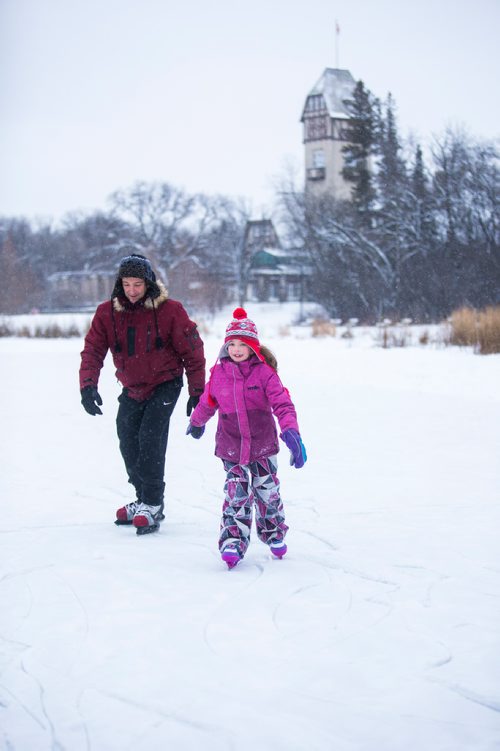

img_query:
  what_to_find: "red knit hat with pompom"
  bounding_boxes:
[221,307,264,361]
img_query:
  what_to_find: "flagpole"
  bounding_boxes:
[335,20,340,68]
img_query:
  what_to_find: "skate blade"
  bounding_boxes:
[270,543,288,559]
[114,519,134,526]
[135,523,160,536]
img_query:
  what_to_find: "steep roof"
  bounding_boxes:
[250,248,312,276]
[301,68,356,121]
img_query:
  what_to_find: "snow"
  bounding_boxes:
[1,306,500,751]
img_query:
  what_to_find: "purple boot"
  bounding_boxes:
[221,545,241,569]
[270,541,287,559]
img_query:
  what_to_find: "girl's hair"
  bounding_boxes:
[260,344,278,371]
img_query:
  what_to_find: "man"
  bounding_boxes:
[80,252,206,535]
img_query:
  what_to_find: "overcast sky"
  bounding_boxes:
[1,0,499,223]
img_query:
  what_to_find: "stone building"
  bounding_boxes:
[46,270,115,311]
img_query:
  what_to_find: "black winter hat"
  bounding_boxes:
[112,253,161,300]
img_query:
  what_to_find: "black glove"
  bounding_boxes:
[186,395,200,416]
[81,386,103,416]
[186,423,205,439]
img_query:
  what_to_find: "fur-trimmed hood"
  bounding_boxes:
[113,280,169,312]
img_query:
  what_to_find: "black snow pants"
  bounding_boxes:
[116,377,182,507]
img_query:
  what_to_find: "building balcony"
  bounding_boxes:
[306,167,326,181]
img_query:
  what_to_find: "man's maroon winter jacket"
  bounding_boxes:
[80,282,205,401]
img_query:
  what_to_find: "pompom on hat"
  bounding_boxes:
[220,308,264,361]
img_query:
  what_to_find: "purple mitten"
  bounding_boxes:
[281,429,307,468]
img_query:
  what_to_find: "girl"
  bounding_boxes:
[187,308,307,568]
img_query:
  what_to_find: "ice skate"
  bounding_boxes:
[270,540,287,559]
[221,545,241,569]
[132,503,164,535]
[115,501,141,525]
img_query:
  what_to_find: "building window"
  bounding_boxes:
[312,149,325,168]
[306,116,327,140]
[288,281,301,300]
[269,280,280,301]
[306,94,326,113]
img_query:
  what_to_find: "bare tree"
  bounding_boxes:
[194,196,251,309]
[109,181,198,278]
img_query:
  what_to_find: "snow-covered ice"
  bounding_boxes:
[1,306,500,751]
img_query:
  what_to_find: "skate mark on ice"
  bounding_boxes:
[96,688,223,732]
[19,659,65,749]
[377,566,456,671]
[483,565,500,575]
[202,563,265,654]
[392,563,451,607]
[172,468,221,517]
[336,564,399,589]
[1,522,104,534]
[297,537,400,592]
[300,529,338,551]
[58,573,90,645]
[427,642,453,669]
[0,630,32,653]
[0,682,46,731]
[272,553,399,640]
[271,582,335,635]
[0,575,35,651]
[74,489,116,504]
[329,565,401,641]
[289,498,320,519]
[430,678,500,714]
[173,498,220,518]
[0,569,49,652]
[270,558,354,638]
[0,564,55,583]
[304,553,399,589]
[74,692,95,751]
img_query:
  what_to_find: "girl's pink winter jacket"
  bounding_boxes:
[190,356,300,466]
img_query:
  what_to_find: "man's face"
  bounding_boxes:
[122,277,146,303]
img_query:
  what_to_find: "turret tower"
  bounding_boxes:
[301,68,356,199]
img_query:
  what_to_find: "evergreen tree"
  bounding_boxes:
[373,95,414,315]
[342,80,377,226]
[376,94,407,203]
[411,144,436,247]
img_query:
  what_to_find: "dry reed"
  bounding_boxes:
[448,307,478,347]
[476,306,500,354]
[311,318,336,337]
[448,305,500,354]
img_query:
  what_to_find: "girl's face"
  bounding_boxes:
[227,339,252,362]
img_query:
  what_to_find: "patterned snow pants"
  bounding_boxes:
[219,455,288,557]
